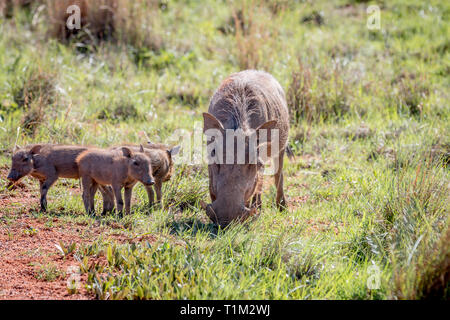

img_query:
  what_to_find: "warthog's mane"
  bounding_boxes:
[209,70,288,141]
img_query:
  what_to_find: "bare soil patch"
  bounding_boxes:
[0,215,96,299]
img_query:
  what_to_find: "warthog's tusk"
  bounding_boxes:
[206,204,219,224]
[199,200,208,210]
[199,200,219,224]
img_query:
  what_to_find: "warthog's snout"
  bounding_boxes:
[7,170,19,182]
[200,201,219,224]
[143,178,155,186]
[200,200,256,226]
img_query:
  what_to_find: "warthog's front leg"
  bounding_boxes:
[250,171,263,211]
[124,185,134,215]
[274,148,287,209]
[145,185,155,207]
[99,185,115,215]
[112,185,124,216]
[154,180,163,203]
[39,174,58,212]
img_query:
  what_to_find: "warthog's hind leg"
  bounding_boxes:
[99,185,114,215]
[81,176,96,215]
[274,148,287,210]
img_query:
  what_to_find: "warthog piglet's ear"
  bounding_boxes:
[203,113,224,133]
[121,147,133,158]
[169,145,181,156]
[139,144,144,153]
[30,144,42,155]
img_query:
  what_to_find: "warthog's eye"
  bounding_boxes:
[133,160,139,166]
[211,149,215,158]
[23,157,29,162]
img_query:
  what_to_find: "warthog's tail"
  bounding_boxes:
[286,144,296,162]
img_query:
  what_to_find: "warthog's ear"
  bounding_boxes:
[256,120,278,162]
[256,120,278,144]
[121,147,133,158]
[169,145,181,157]
[30,144,42,155]
[139,144,145,153]
[203,113,224,133]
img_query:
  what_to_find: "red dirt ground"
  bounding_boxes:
[0,215,96,299]
[0,166,134,300]
[0,211,153,300]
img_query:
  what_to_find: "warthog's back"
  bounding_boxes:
[35,145,89,179]
[109,144,173,181]
[77,148,127,185]
[208,70,289,151]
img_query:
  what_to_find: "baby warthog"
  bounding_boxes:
[145,143,180,204]
[110,143,180,206]
[76,145,154,216]
[202,70,290,227]
[7,144,114,213]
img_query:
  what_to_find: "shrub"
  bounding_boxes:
[12,69,55,110]
[301,10,325,26]
[21,100,46,135]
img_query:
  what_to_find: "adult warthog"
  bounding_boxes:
[201,70,289,226]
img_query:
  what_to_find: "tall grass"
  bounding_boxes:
[384,154,449,299]
[287,59,352,124]
[46,0,162,50]
[231,0,274,70]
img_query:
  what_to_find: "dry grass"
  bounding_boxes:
[46,0,163,50]
[263,0,291,15]
[8,68,56,135]
[384,156,450,299]
[392,72,430,117]
[287,59,352,123]
[14,69,55,110]
[232,0,273,70]
[393,225,449,299]
[0,0,32,18]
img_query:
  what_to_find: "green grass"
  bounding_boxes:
[0,0,448,299]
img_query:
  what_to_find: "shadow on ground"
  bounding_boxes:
[166,217,219,238]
